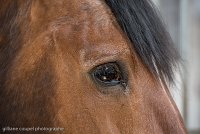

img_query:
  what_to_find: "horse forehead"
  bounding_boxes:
[31,0,109,20]
[31,0,122,43]
[39,1,129,57]
[30,0,130,68]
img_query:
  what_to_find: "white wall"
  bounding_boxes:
[187,0,200,130]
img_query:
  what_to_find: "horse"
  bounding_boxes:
[0,0,187,133]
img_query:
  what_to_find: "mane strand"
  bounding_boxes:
[105,0,180,84]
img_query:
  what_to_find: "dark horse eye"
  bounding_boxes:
[92,62,126,87]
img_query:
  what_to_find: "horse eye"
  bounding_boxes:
[91,62,126,87]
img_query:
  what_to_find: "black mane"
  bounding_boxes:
[105,0,180,83]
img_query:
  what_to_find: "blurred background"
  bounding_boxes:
[152,0,200,134]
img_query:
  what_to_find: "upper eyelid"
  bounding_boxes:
[80,47,130,71]
[90,62,118,74]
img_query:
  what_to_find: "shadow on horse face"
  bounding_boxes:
[0,0,187,133]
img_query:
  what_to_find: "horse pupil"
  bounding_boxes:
[93,63,122,85]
